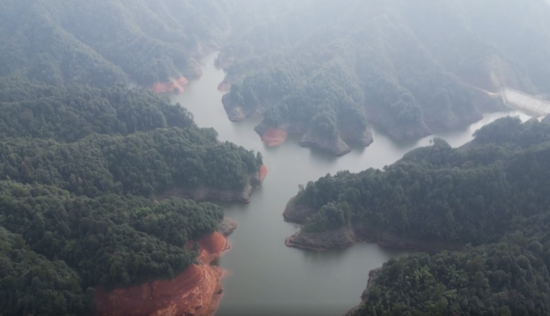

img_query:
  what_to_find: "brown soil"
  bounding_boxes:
[261,127,288,147]
[217,82,231,91]
[151,76,189,94]
[95,232,229,316]
[260,165,268,181]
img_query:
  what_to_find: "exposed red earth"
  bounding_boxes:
[95,232,229,316]
[260,165,268,181]
[151,77,189,94]
[260,127,288,147]
[217,82,231,91]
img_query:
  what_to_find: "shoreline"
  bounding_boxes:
[156,168,265,203]
[94,230,233,316]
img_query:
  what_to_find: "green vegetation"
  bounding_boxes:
[0,226,90,316]
[0,181,224,288]
[0,2,268,313]
[0,80,262,314]
[0,76,195,142]
[0,127,262,197]
[0,0,235,86]
[0,81,262,314]
[221,0,550,152]
[287,117,550,315]
[352,233,550,316]
[292,117,550,244]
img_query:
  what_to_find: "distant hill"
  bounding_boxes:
[220,0,550,153]
[0,0,233,86]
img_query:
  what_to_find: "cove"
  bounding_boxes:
[170,53,530,316]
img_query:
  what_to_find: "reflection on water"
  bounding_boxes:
[171,53,531,316]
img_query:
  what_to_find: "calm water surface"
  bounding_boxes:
[171,53,530,315]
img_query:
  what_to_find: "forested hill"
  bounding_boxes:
[289,116,550,245]
[0,0,308,88]
[0,181,225,314]
[0,76,197,142]
[0,0,234,86]
[283,116,550,314]
[0,84,263,314]
[0,1,276,313]
[220,0,550,153]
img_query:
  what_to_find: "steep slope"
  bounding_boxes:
[219,0,550,154]
[0,0,232,87]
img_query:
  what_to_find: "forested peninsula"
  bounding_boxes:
[2,0,550,315]
[284,116,550,314]
[0,1,269,315]
[219,0,550,155]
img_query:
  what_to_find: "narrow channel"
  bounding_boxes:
[171,53,530,315]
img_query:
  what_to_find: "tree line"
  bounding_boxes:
[220,0,550,152]
[289,116,550,314]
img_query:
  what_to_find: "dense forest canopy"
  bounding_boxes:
[0,76,197,142]
[0,0,233,86]
[0,1,272,314]
[292,117,550,245]
[287,117,550,315]
[0,84,264,315]
[0,127,262,197]
[220,0,550,153]
[1,0,550,315]
[0,0,305,87]
[0,181,226,314]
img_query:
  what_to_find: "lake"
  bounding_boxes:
[171,53,530,316]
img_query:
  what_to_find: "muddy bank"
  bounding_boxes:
[282,198,317,224]
[340,128,374,148]
[217,217,238,237]
[218,82,231,91]
[95,232,230,316]
[299,129,351,156]
[257,122,371,155]
[261,127,288,147]
[259,165,268,181]
[151,76,189,94]
[160,184,254,203]
[343,268,383,316]
[158,170,264,203]
[285,225,356,251]
[285,220,461,253]
[284,201,461,253]
[221,94,264,121]
[353,224,461,253]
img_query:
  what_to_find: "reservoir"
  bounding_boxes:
[171,53,530,315]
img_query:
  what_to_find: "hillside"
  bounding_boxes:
[283,116,550,314]
[219,0,550,154]
[0,0,234,87]
[0,2,268,314]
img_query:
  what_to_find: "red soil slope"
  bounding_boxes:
[95,232,229,316]
[260,165,268,181]
[217,82,231,91]
[261,127,288,147]
[151,77,189,94]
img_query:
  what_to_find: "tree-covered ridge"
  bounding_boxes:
[0,0,235,86]
[348,211,550,315]
[351,230,550,316]
[0,79,262,316]
[291,117,550,245]
[0,127,262,197]
[220,0,550,149]
[0,181,223,289]
[284,116,550,314]
[0,76,195,142]
[0,226,90,316]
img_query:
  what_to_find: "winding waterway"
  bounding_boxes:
[171,53,530,316]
